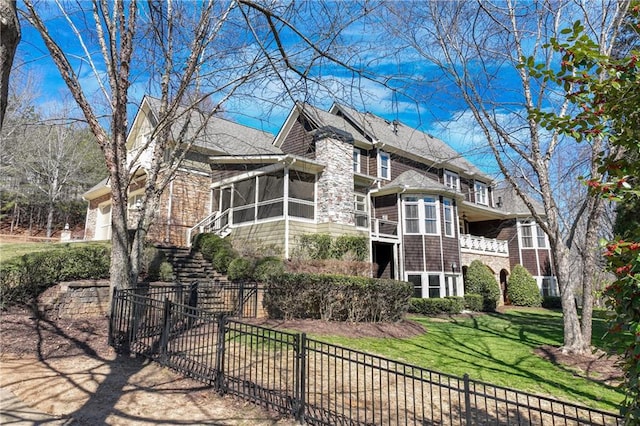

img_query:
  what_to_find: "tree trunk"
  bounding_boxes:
[0,0,20,130]
[46,201,54,238]
[554,244,588,354]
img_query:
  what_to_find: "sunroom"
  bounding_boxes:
[187,155,324,251]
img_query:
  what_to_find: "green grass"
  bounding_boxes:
[310,309,623,412]
[0,241,110,263]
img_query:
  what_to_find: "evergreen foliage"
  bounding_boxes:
[507,265,542,307]
[464,260,500,311]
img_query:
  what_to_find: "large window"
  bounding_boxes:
[445,274,458,297]
[474,181,488,205]
[443,198,454,237]
[541,277,556,297]
[444,170,459,191]
[378,151,390,180]
[520,221,547,249]
[424,196,438,235]
[403,196,440,235]
[404,197,420,234]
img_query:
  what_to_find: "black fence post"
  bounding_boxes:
[187,281,198,328]
[215,314,227,394]
[108,287,118,347]
[159,297,172,364]
[463,373,472,425]
[295,332,307,423]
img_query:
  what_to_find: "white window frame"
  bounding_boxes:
[128,192,144,210]
[474,181,488,205]
[353,149,361,173]
[519,220,548,249]
[444,170,460,191]
[354,192,368,228]
[540,276,557,297]
[423,196,439,235]
[404,196,421,234]
[443,198,454,237]
[378,151,391,180]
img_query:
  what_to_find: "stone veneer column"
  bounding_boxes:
[314,134,355,225]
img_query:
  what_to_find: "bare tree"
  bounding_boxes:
[384,0,629,354]
[20,0,380,295]
[0,0,20,130]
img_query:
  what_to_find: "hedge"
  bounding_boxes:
[507,265,542,307]
[464,293,484,312]
[409,297,464,316]
[0,245,111,308]
[263,273,412,322]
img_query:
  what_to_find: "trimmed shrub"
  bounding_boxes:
[542,296,562,309]
[212,248,236,274]
[158,261,174,282]
[295,233,369,261]
[464,293,484,312]
[0,244,111,308]
[253,257,285,283]
[507,265,542,307]
[227,257,254,281]
[194,233,238,274]
[409,297,464,316]
[464,260,501,311]
[263,273,412,322]
[330,235,369,261]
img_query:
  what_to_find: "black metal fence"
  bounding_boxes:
[109,288,623,425]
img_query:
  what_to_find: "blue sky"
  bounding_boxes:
[13,1,574,180]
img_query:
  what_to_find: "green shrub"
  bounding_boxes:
[158,261,174,282]
[507,265,542,307]
[253,257,285,283]
[409,297,464,316]
[263,273,412,322]
[542,296,562,309]
[212,248,236,274]
[464,293,484,312]
[227,257,254,281]
[0,244,111,308]
[194,233,237,273]
[295,233,369,261]
[464,260,501,311]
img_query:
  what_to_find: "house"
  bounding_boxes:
[83,97,557,300]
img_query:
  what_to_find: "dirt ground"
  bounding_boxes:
[0,308,622,425]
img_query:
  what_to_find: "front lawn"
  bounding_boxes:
[0,241,110,262]
[314,308,623,412]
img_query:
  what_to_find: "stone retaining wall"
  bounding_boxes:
[38,281,111,319]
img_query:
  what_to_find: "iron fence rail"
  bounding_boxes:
[109,288,623,425]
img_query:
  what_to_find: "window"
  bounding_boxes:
[408,275,422,298]
[354,193,368,228]
[378,151,390,180]
[443,198,454,237]
[521,223,533,248]
[404,197,420,234]
[444,170,459,191]
[289,171,315,219]
[541,277,556,297]
[128,193,143,210]
[428,275,441,298]
[474,181,488,205]
[353,149,361,173]
[424,196,438,234]
[520,221,547,249]
[536,225,546,248]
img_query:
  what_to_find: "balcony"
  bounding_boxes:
[459,234,508,257]
[371,218,399,240]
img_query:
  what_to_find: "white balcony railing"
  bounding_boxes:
[460,234,509,256]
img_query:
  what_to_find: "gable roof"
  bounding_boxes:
[493,184,546,217]
[331,104,489,180]
[144,96,281,156]
[373,170,459,198]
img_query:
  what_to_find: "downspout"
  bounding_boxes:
[396,185,407,281]
[284,158,296,259]
[165,180,174,243]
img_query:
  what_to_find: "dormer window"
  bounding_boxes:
[444,170,459,191]
[378,151,390,180]
[474,181,488,205]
